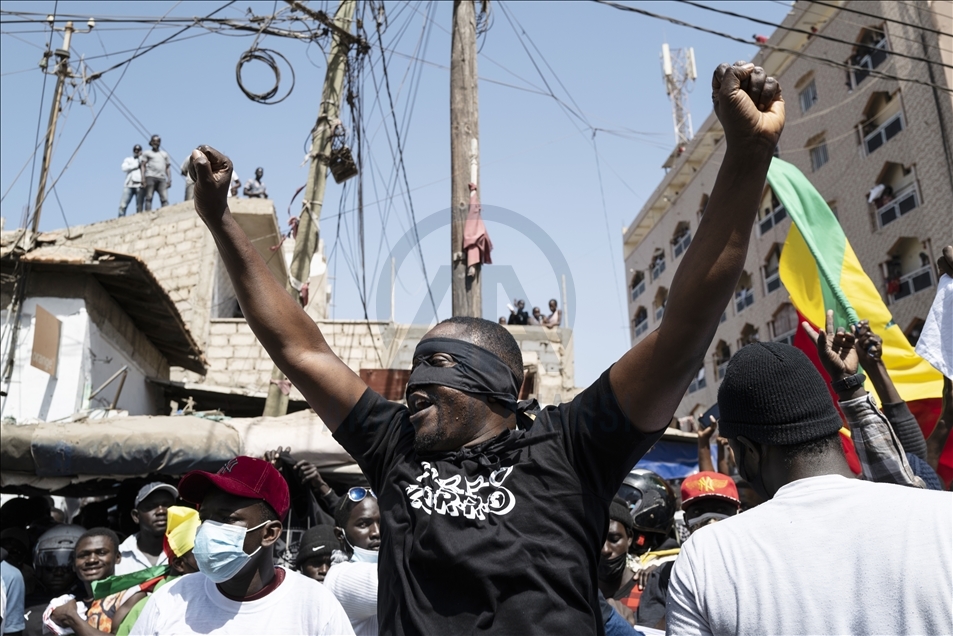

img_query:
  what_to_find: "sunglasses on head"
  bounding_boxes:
[347,487,376,502]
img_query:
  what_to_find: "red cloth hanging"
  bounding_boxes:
[463,183,492,267]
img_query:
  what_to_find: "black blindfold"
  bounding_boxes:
[406,338,520,412]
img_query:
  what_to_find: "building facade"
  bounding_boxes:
[622,0,953,420]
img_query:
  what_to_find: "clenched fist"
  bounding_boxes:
[189,145,233,223]
[712,61,785,152]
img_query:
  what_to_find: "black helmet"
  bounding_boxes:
[618,469,675,541]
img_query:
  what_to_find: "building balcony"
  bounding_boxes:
[635,320,649,337]
[877,185,918,228]
[630,279,645,302]
[651,260,666,281]
[863,112,903,156]
[764,271,781,294]
[735,289,755,313]
[758,203,787,235]
[673,233,692,259]
[889,265,933,303]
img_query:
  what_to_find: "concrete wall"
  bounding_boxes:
[183,319,575,406]
[621,0,953,419]
[0,287,164,422]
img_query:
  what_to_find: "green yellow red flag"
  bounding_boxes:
[767,158,942,403]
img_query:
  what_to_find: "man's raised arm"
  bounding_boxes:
[190,146,367,430]
[609,62,785,434]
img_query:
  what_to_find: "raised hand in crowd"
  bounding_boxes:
[696,417,716,473]
[294,460,336,500]
[801,310,862,399]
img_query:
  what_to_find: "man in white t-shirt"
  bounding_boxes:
[324,488,380,635]
[665,328,953,635]
[129,456,352,635]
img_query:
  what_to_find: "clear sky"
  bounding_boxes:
[1,0,792,387]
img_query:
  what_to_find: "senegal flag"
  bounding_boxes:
[766,158,947,479]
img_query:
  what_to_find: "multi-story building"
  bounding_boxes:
[622,0,953,420]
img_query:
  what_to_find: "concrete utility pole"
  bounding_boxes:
[263,0,356,417]
[660,43,697,148]
[450,0,482,318]
[31,18,94,240]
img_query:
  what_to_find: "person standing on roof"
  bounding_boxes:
[118,145,144,217]
[139,135,171,211]
[115,484,176,576]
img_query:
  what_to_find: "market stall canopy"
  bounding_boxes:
[1,409,354,496]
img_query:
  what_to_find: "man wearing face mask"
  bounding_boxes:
[680,472,740,535]
[324,488,381,635]
[129,456,353,635]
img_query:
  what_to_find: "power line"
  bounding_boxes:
[808,0,947,38]
[592,0,953,94]
[372,7,438,320]
[676,0,953,71]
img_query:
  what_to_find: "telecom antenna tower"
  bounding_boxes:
[660,43,697,147]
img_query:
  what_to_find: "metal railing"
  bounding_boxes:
[651,259,666,281]
[688,371,707,393]
[655,305,665,322]
[876,185,918,228]
[735,289,755,313]
[716,360,729,380]
[851,37,888,88]
[758,203,787,235]
[673,232,692,259]
[634,320,649,337]
[764,271,781,294]
[863,111,903,155]
[630,279,645,302]
[889,265,933,303]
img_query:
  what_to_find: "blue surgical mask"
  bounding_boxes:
[193,519,268,583]
[350,545,378,564]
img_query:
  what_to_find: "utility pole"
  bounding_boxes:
[450,0,482,318]
[31,18,94,241]
[660,43,697,148]
[263,0,357,417]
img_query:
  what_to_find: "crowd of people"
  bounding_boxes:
[118,135,267,217]
[501,298,562,328]
[2,60,951,635]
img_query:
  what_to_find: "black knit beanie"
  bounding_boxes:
[717,341,842,445]
[609,496,634,535]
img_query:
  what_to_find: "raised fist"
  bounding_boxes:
[189,145,233,223]
[712,61,785,152]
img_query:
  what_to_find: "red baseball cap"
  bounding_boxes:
[178,456,290,521]
[680,472,740,508]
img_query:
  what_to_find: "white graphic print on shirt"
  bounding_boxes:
[405,462,516,519]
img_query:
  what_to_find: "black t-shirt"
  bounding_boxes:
[333,369,663,635]
[507,310,528,325]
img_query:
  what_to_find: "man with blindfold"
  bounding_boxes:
[185,60,784,635]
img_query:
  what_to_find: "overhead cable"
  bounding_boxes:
[592,0,952,94]
[676,0,953,71]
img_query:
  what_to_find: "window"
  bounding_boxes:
[633,307,649,337]
[809,139,829,171]
[630,271,646,302]
[713,341,731,380]
[672,222,692,259]
[650,251,666,281]
[758,189,787,235]
[763,245,782,295]
[848,27,889,89]
[654,287,668,323]
[861,92,903,156]
[739,323,760,349]
[771,303,799,346]
[884,239,935,304]
[688,367,707,394]
[872,162,919,228]
[799,79,818,113]
[735,272,755,313]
